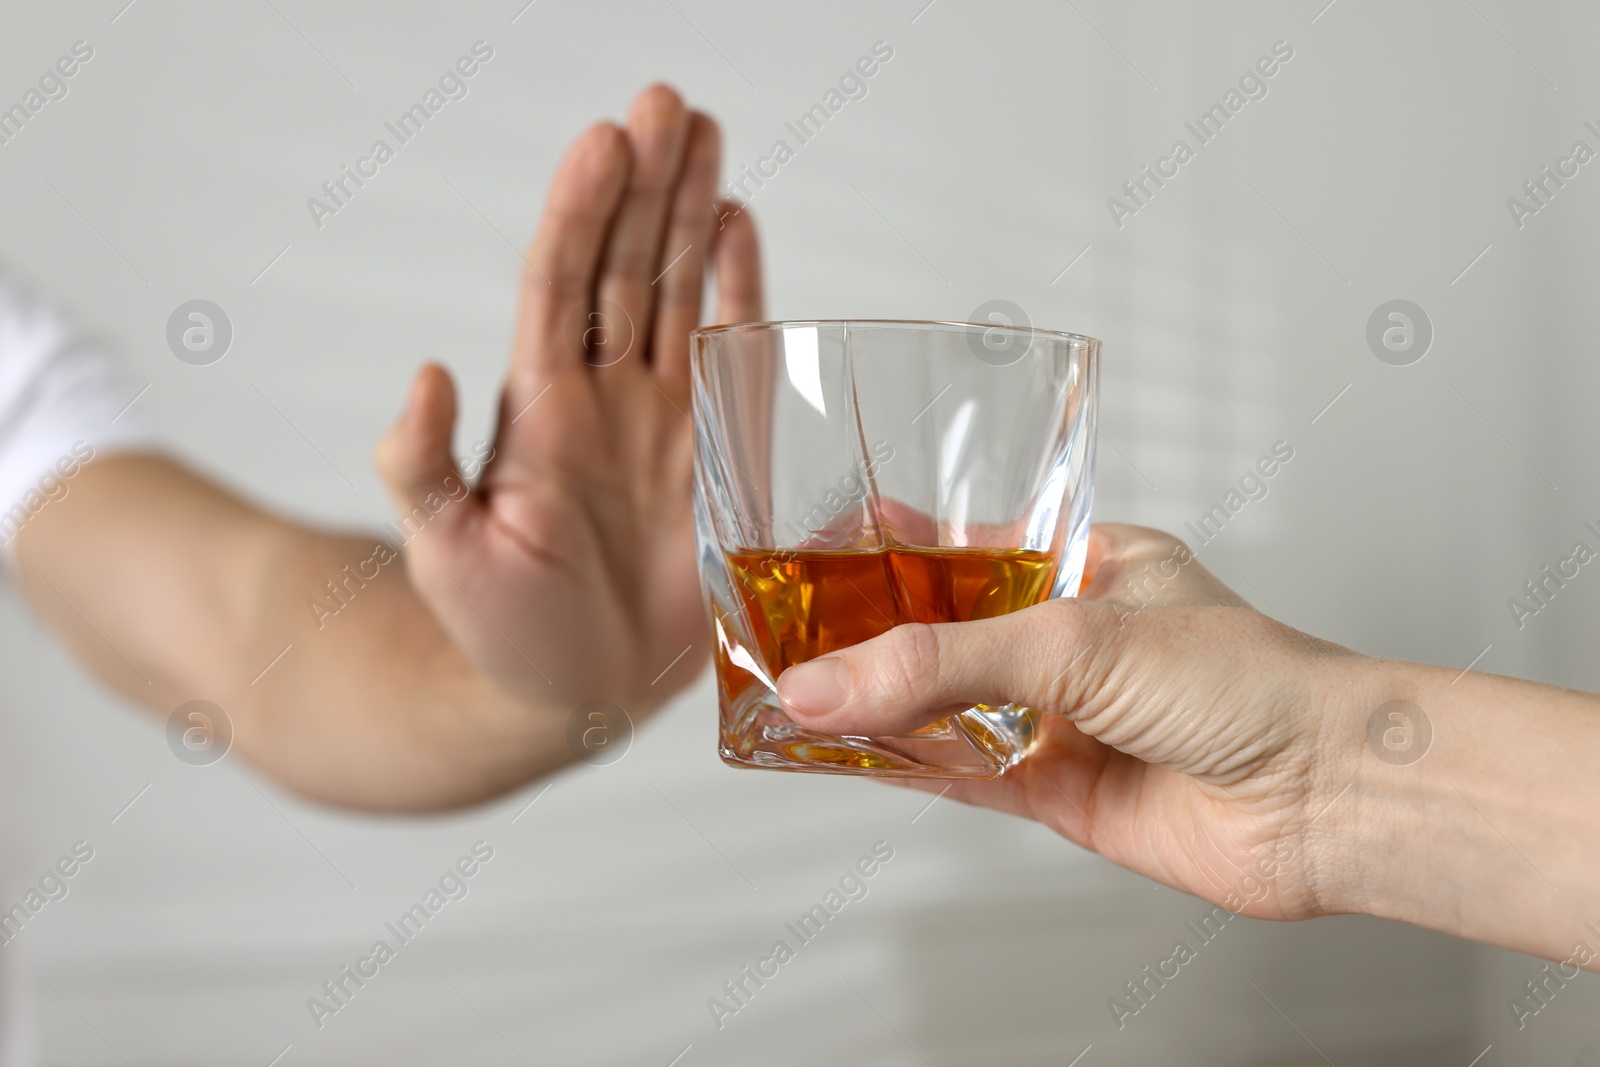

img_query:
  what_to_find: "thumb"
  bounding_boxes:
[777,599,1121,736]
[374,363,471,537]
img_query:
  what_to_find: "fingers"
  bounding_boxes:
[711,200,764,324]
[592,84,693,369]
[778,598,1115,737]
[773,525,1243,739]
[650,112,722,393]
[374,364,472,537]
[506,88,745,406]
[509,122,630,388]
[775,526,1225,739]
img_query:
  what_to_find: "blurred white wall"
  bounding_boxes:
[2,0,1598,1062]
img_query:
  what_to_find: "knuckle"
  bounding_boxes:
[652,256,698,296]
[873,622,942,702]
[503,369,547,417]
[1036,596,1084,641]
[602,245,659,284]
[1162,532,1195,561]
[542,272,590,308]
[1030,599,1093,709]
[535,202,608,251]
[1141,526,1192,562]
[674,151,720,201]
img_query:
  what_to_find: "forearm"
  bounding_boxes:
[1316,655,1600,964]
[16,454,570,810]
[232,524,572,809]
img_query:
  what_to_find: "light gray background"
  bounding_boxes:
[2,0,1598,1063]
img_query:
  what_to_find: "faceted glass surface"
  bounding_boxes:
[691,320,1099,778]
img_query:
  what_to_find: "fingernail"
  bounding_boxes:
[778,657,849,717]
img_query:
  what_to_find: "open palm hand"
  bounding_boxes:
[375,85,762,710]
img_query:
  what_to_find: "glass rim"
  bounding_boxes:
[691,318,1100,348]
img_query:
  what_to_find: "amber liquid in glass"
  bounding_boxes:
[726,545,1056,665]
[717,545,1056,768]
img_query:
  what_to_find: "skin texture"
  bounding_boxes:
[15,85,763,811]
[778,523,1600,966]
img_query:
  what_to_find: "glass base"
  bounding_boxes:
[718,690,1041,779]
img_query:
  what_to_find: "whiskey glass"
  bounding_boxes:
[691,320,1098,778]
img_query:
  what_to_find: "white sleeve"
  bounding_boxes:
[0,276,161,563]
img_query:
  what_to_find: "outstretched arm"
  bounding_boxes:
[17,454,559,810]
[777,523,1600,966]
[14,85,763,812]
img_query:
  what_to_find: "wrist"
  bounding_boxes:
[1300,652,1600,957]
[1294,654,1440,921]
